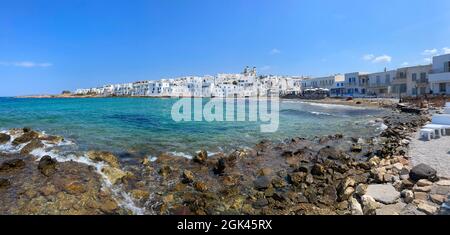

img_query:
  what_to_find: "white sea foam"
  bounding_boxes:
[310,111,334,116]
[169,151,193,159]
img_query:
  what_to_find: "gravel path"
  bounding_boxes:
[409,132,450,178]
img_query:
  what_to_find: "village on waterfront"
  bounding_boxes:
[69,53,450,99]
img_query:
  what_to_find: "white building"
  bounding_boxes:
[302,74,344,93]
[344,72,369,97]
[429,53,450,95]
[367,69,396,97]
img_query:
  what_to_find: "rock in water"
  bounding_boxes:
[38,156,57,176]
[101,166,127,185]
[365,184,400,204]
[0,133,11,144]
[409,164,438,182]
[0,159,26,172]
[12,131,39,145]
[193,150,208,164]
[213,158,226,175]
[87,151,120,168]
[20,139,44,155]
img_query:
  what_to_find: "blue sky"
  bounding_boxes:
[1,0,450,96]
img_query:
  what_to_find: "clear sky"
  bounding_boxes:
[1,0,450,96]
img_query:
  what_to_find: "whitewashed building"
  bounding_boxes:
[429,53,450,95]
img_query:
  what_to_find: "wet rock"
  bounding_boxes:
[365,184,400,204]
[39,135,64,145]
[409,164,438,182]
[38,156,57,177]
[0,178,11,188]
[87,151,120,168]
[311,164,325,176]
[182,170,194,184]
[23,127,32,133]
[0,133,11,144]
[101,166,127,185]
[0,159,26,172]
[20,139,44,155]
[12,131,39,145]
[350,198,363,215]
[213,158,226,175]
[254,176,271,190]
[193,150,207,164]
[194,182,208,192]
[252,198,269,209]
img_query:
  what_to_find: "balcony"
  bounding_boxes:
[416,78,429,84]
[429,72,450,83]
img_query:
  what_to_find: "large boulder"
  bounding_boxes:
[12,131,39,145]
[0,133,11,144]
[20,139,44,155]
[193,150,208,164]
[87,151,120,168]
[409,164,438,182]
[101,166,127,185]
[38,156,57,176]
[39,135,64,145]
[365,184,400,204]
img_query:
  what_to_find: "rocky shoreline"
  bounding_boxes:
[1,103,449,215]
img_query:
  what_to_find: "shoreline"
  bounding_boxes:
[1,101,449,215]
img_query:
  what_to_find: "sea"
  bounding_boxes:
[0,97,387,159]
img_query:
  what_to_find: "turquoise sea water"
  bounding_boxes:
[0,97,386,158]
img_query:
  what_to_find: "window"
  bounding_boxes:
[385,74,391,84]
[439,83,447,93]
[412,73,417,82]
[420,72,426,80]
[446,61,450,72]
[412,88,417,95]
[376,76,381,85]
